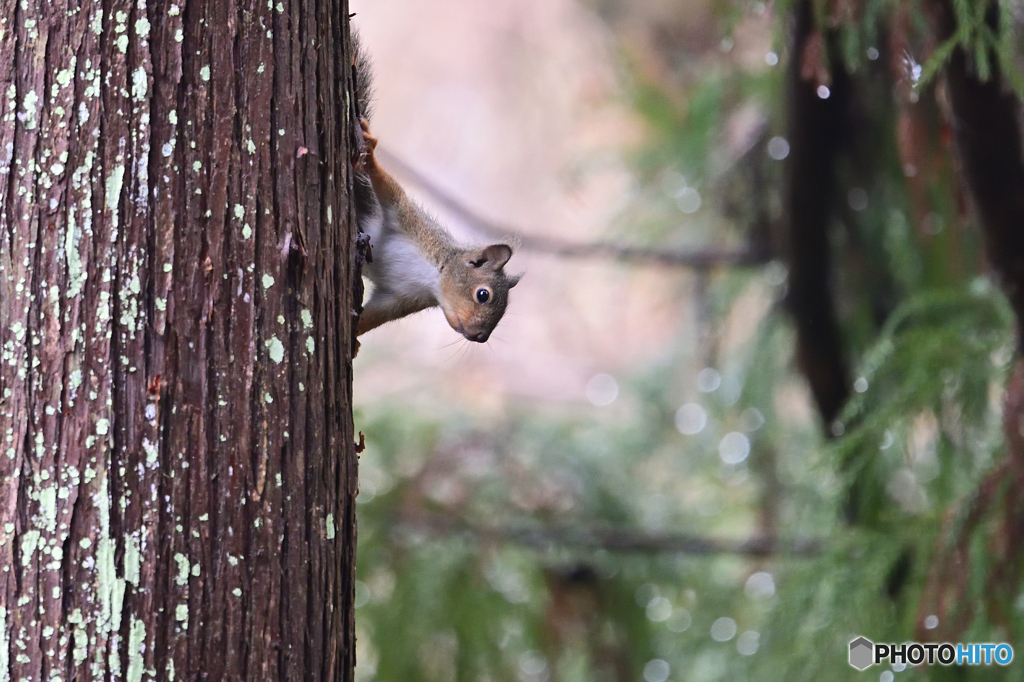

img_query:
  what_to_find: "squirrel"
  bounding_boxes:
[352,35,521,343]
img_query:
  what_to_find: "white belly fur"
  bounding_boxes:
[361,207,440,303]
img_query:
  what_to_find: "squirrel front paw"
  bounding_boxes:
[355,118,380,173]
[359,118,379,152]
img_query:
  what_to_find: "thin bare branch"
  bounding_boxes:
[377,148,772,269]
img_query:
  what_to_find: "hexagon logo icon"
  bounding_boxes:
[849,636,874,670]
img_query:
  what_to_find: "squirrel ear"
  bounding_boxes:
[476,244,512,270]
[507,272,522,288]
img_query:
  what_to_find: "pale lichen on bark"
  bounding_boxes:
[0,0,360,679]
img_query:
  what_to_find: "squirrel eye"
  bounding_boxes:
[475,288,490,304]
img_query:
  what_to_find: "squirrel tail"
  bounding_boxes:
[351,31,379,227]
[353,30,374,121]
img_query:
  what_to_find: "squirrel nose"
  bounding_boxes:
[467,331,490,343]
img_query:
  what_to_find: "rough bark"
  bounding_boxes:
[782,0,852,428]
[0,0,359,679]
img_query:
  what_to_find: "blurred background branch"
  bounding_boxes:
[379,146,772,268]
[392,511,822,557]
[780,0,852,430]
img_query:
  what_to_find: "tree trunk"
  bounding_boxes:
[0,0,360,679]
[782,0,852,430]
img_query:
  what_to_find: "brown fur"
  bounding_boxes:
[355,120,520,342]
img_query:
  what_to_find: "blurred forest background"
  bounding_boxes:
[350,0,1024,680]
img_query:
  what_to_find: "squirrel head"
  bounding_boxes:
[439,244,521,343]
